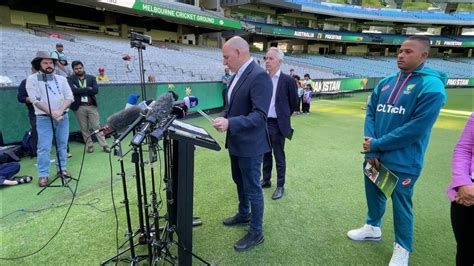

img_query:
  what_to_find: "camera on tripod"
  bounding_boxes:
[130,32,152,49]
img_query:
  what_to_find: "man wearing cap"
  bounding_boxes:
[26,51,74,187]
[96,67,109,82]
[69,60,110,153]
[51,43,70,77]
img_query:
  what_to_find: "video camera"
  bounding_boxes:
[131,32,152,44]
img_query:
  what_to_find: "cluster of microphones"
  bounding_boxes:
[93,92,198,147]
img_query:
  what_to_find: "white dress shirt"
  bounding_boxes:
[267,69,281,118]
[227,57,254,103]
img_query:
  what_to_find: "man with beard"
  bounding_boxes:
[26,51,74,187]
[68,61,110,153]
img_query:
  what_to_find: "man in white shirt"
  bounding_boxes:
[27,51,74,187]
[213,36,272,252]
[261,47,298,200]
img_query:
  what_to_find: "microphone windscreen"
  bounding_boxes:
[106,106,143,132]
[146,92,174,122]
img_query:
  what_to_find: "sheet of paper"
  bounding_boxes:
[172,120,208,135]
[197,109,215,123]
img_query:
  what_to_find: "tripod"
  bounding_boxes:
[100,142,148,265]
[37,73,77,196]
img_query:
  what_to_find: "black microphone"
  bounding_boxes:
[92,106,143,135]
[37,73,53,82]
[131,93,174,146]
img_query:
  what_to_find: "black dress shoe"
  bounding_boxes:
[223,214,250,226]
[272,187,284,200]
[234,232,264,252]
[261,181,271,188]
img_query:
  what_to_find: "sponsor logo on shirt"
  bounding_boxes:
[381,85,390,92]
[403,84,416,95]
[402,178,412,186]
[376,104,406,115]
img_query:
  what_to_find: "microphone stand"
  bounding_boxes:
[38,73,77,195]
[136,139,154,262]
[100,140,148,265]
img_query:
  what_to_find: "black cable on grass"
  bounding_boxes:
[0,136,89,260]
[0,198,112,221]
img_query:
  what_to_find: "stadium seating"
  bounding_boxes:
[287,0,474,23]
[286,54,474,78]
[0,26,472,86]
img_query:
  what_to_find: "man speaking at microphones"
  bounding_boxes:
[213,36,272,252]
[262,47,298,200]
[26,51,74,187]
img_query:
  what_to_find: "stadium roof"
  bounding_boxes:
[59,0,243,30]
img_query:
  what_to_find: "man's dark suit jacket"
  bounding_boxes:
[68,74,99,111]
[272,72,298,139]
[221,61,272,157]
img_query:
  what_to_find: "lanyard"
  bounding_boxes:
[387,72,412,104]
[44,75,61,96]
[78,78,87,89]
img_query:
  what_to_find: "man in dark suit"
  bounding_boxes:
[213,36,272,252]
[68,60,110,153]
[261,47,298,200]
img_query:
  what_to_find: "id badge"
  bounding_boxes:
[81,96,88,103]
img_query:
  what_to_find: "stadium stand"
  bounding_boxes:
[0,26,345,84]
[0,25,472,85]
[286,54,474,78]
[286,0,474,24]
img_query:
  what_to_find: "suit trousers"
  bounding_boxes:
[263,119,286,187]
[74,105,107,148]
[230,154,264,234]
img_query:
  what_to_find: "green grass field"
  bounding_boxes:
[1,88,472,265]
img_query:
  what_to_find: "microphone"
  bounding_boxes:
[92,106,143,135]
[173,96,198,109]
[131,92,174,146]
[37,73,53,82]
[149,95,199,139]
[171,96,199,119]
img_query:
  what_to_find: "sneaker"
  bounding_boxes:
[347,224,382,241]
[102,146,111,153]
[87,146,94,153]
[389,243,409,266]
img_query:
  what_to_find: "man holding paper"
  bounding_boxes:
[213,36,272,252]
[347,36,446,266]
